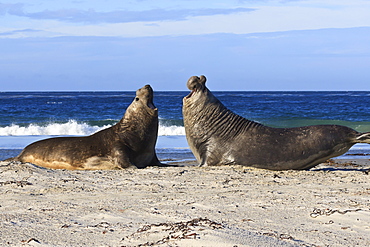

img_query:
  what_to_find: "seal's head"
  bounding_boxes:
[120,84,158,134]
[185,75,207,100]
[134,84,157,113]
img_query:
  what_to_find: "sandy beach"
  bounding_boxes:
[1,158,370,247]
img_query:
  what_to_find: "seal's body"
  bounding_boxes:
[183,76,370,170]
[13,85,162,170]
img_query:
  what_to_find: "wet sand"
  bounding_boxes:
[1,159,370,246]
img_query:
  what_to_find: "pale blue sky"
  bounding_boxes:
[1,0,370,91]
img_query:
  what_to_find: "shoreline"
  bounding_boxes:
[1,159,370,246]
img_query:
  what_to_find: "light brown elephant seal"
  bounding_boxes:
[182,75,370,170]
[10,85,162,170]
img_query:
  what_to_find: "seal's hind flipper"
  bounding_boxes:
[356,132,370,144]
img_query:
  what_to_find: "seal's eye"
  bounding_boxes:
[135,97,139,101]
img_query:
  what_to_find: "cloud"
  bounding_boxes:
[0,4,255,24]
[0,3,24,15]
[0,28,40,36]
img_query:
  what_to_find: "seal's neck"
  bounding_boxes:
[184,88,263,139]
[117,106,158,140]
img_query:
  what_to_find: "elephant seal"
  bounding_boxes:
[182,75,370,170]
[10,85,162,170]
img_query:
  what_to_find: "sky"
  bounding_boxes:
[1,0,370,91]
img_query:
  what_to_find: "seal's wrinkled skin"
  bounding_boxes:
[12,85,162,170]
[183,75,370,170]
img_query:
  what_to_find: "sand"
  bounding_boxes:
[1,159,370,247]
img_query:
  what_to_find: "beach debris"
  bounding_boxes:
[21,238,40,244]
[0,180,32,187]
[87,221,111,228]
[262,232,294,240]
[241,218,254,222]
[122,218,223,246]
[345,153,370,156]
[176,169,189,176]
[324,159,369,168]
[40,208,54,212]
[310,208,362,218]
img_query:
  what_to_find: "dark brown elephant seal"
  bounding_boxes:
[11,85,162,170]
[182,75,370,170]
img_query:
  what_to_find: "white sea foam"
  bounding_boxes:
[0,120,109,136]
[0,120,185,136]
[158,125,185,136]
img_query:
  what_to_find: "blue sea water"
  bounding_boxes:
[1,91,370,162]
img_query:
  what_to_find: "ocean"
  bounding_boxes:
[1,91,370,162]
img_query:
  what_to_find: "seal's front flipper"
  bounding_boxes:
[148,155,173,167]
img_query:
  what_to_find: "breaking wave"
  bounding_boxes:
[0,120,185,136]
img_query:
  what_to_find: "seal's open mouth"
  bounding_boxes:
[147,102,157,110]
[185,89,196,99]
